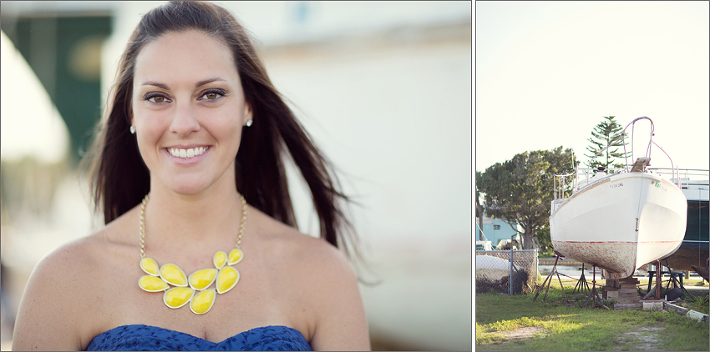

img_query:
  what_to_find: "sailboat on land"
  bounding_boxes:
[550,117,687,279]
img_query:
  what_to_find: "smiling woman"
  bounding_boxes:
[11,2,369,351]
[131,30,249,196]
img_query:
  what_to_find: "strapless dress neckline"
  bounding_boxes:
[86,324,312,351]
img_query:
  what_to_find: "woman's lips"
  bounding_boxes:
[167,146,209,158]
[164,146,210,163]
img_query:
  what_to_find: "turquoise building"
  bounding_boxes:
[476,215,522,249]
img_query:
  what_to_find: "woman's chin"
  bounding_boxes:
[152,163,236,197]
[158,179,213,196]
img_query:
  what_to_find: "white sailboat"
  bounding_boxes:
[550,117,687,279]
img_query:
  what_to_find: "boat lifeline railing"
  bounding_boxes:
[554,156,614,199]
[621,116,655,170]
[554,165,613,200]
[553,171,577,201]
[647,168,710,190]
[555,117,685,199]
[557,165,695,197]
[620,116,681,188]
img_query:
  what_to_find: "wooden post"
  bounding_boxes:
[655,260,661,300]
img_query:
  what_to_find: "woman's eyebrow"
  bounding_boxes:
[195,78,226,87]
[140,78,226,90]
[141,81,170,90]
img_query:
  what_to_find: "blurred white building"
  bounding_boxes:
[1,2,471,350]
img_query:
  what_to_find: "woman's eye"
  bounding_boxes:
[199,90,226,101]
[145,93,171,104]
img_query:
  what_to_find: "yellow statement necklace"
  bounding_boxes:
[137,194,246,315]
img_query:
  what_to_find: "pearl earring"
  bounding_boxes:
[245,119,253,127]
[130,125,136,134]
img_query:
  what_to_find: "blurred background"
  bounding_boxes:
[0,1,471,350]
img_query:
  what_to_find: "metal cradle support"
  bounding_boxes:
[584,264,610,309]
[572,263,591,294]
[533,253,568,303]
[647,259,696,302]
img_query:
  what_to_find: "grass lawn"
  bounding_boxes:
[475,279,709,351]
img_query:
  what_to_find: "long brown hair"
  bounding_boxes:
[85,1,358,258]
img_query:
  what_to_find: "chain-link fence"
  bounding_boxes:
[475,249,538,294]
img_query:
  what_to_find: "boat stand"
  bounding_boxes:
[664,259,695,302]
[533,253,568,303]
[583,264,610,309]
[646,259,695,302]
[572,263,591,294]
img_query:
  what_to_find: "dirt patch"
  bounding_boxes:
[498,326,544,341]
[614,326,664,350]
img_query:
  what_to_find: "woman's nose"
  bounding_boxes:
[170,100,200,136]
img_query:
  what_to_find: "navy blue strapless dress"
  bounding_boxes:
[85,324,312,351]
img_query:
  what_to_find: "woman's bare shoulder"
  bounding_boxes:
[251,208,369,350]
[269,224,359,293]
[252,207,351,274]
[39,223,134,274]
[32,208,138,278]
[12,208,139,350]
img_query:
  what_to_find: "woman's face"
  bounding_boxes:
[132,30,250,196]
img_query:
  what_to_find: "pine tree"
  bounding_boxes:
[584,116,629,171]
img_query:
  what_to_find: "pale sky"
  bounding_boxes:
[475,1,709,174]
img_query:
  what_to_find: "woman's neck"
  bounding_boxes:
[141,181,245,253]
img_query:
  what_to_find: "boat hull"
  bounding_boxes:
[664,245,709,271]
[662,186,709,271]
[550,172,687,279]
[475,255,519,281]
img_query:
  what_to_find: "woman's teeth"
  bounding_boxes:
[168,147,208,159]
